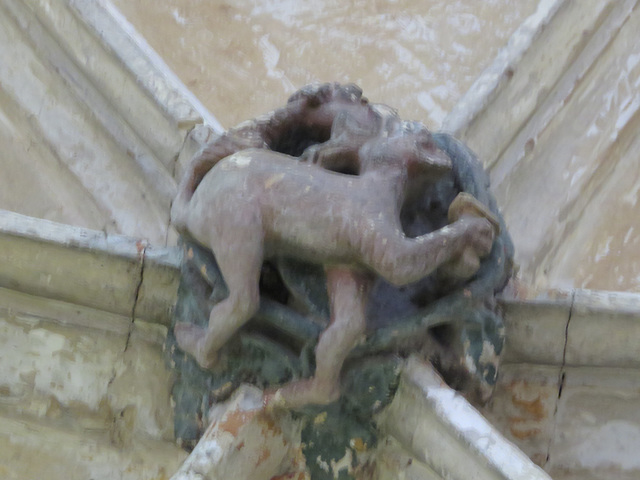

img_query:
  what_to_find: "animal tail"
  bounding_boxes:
[171,134,243,233]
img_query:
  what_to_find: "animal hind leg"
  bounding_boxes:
[175,219,263,370]
[269,267,371,408]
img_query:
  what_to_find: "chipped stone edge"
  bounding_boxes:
[441,0,565,136]
[377,358,552,480]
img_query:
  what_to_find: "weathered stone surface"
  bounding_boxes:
[482,364,561,467]
[0,413,186,480]
[547,470,640,480]
[486,289,640,479]
[0,286,131,336]
[444,0,565,142]
[500,293,571,365]
[373,437,443,480]
[456,0,640,291]
[0,210,141,316]
[0,0,223,244]
[111,0,538,130]
[547,367,640,479]
[0,0,170,242]
[376,358,551,480]
[0,209,180,324]
[0,309,126,416]
[440,0,640,294]
[171,385,302,480]
[108,321,177,441]
[566,290,640,367]
[0,287,177,439]
[447,0,624,168]
[0,284,184,479]
[137,245,182,326]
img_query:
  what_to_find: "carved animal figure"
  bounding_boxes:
[171,83,383,228]
[172,124,496,407]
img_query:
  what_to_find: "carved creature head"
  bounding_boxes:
[359,124,452,180]
[286,82,379,135]
[265,83,381,156]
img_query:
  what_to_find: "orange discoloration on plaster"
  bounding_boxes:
[510,426,542,440]
[504,380,550,440]
[510,391,547,421]
[136,240,146,255]
[256,446,272,467]
[218,409,258,436]
[258,413,283,437]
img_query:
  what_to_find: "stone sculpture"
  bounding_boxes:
[168,83,514,475]
[172,115,496,406]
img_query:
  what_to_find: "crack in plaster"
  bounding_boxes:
[165,199,175,248]
[107,239,147,395]
[125,241,147,352]
[545,288,575,468]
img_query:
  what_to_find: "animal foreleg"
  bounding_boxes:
[371,216,495,286]
[175,217,263,370]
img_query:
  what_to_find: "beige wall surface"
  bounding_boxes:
[111,0,538,130]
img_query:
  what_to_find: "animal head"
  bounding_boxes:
[405,123,452,177]
[287,83,380,134]
[359,123,452,179]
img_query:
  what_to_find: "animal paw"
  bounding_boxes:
[174,323,219,370]
[464,217,495,258]
[448,193,498,258]
[440,217,495,280]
